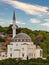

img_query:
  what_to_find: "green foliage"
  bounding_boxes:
[0,38,6,42]
[0,58,17,65]
[6,24,18,34]
[18,62,25,65]
[0,58,49,65]
[0,26,5,32]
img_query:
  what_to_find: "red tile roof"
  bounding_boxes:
[0,42,9,46]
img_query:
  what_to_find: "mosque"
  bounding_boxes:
[7,12,43,60]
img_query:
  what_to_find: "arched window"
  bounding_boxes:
[22,53,24,57]
[40,50,42,56]
[22,39,24,42]
[10,53,12,57]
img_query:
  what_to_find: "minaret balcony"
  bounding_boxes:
[12,25,16,29]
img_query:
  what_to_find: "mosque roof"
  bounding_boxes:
[15,33,31,39]
[11,33,32,42]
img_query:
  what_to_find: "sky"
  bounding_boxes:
[0,0,49,31]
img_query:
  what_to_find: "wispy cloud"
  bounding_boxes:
[0,18,25,26]
[16,21,25,25]
[2,0,49,16]
[30,18,40,23]
[44,19,49,21]
[10,20,25,25]
[0,19,5,26]
[41,19,49,27]
[41,22,49,27]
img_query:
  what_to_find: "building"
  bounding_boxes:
[7,11,43,60]
[7,33,42,59]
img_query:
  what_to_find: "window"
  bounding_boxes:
[40,50,42,56]
[2,55,5,57]
[17,39,18,42]
[22,53,24,57]
[22,39,24,42]
[0,53,1,56]
[34,54,35,56]
[18,39,20,42]
[21,39,22,42]
[10,53,12,57]
[24,39,26,42]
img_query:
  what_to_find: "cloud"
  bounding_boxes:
[44,19,49,21]
[0,19,5,22]
[0,18,25,26]
[2,0,49,16]
[30,18,40,23]
[0,19,5,26]
[16,21,25,25]
[41,22,49,27]
[41,19,49,27]
[10,20,25,25]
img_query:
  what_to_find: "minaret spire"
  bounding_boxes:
[13,11,16,21]
[12,11,16,38]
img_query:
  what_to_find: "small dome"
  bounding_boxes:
[15,33,31,39]
[12,33,32,42]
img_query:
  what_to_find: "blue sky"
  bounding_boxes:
[0,0,49,31]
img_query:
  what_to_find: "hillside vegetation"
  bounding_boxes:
[0,58,49,65]
[0,25,49,57]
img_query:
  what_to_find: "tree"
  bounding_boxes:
[6,24,18,34]
[18,62,25,65]
[0,38,6,42]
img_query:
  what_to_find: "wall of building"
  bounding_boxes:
[7,42,43,60]
[34,49,43,58]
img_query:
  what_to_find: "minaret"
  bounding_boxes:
[12,11,16,38]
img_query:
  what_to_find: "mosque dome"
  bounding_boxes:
[12,33,32,42]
